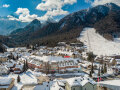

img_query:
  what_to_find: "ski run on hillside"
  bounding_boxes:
[79,28,120,56]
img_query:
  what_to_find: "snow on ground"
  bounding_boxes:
[98,79,120,89]
[79,28,120,56]
[0,70,38,90]
[114,38,120,43]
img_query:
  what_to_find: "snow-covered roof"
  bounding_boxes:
[15,64,23,70]
[4,61,15,68]
[29,60,42,66]
[0,78,12,85]
[57,50,73,56]
[50,81,64,90]
[65,76,96,87]
[7,48,14,52]
[0,65,9,72]
[29,55,78,62]
[0,54,7,58]
[34,81,64,90]
[0,70,38,90]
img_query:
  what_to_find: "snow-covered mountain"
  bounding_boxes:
[59,3,120,30]
[7,3,120,47]
[42,18,57,27]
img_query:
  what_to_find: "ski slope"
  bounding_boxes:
[79,28,120,56]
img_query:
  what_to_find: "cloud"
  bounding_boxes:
[8,8,38,22]
[7,15,19,21]
[36,0,77,21]
[91,0,120,6]
[37,9,69,21]
[15,8,30,15]
[3,4,10,8]
[36,0,76,11]
[45,9,68,16]
[85,0,92,3]
[8,0,77,22]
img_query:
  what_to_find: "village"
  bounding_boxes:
[0,42,120,90]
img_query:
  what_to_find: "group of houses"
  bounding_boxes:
[22,55,81,74]
[0,75,97,90]
[33,75,97,90]
[1,42,120,90]
[0,47,31,75]
[0,59,24,75]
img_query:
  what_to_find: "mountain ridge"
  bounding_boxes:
[0,17,28,35]
[8,3,120,47]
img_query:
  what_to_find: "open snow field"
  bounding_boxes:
[79,28,120,56]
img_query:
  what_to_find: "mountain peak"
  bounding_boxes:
[31,19,41,25]
[104,3,118,7]
[25,19,41,29]
[103,3,120,10]
[46,18,56,23]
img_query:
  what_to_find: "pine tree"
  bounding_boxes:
[17,75,21,83]
[26,44,30,49]
[87,52,95,76]
[98,67,101,76]
[104,63,107,73]
[26,60,28,71]
[91,62,94,74]
[16,55,19,60]
[89,71,92,77]
[23,60,26,72]
[87,52,95,62]
[101,65,104,74]
[32,46,35,50]
[9,53,14,59]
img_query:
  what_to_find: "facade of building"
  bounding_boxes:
[27,56,80,74]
